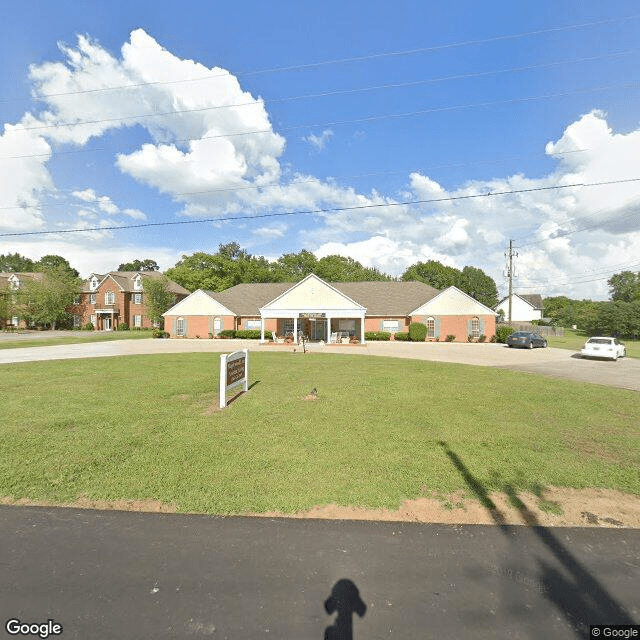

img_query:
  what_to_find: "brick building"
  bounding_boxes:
[68,271,189,330]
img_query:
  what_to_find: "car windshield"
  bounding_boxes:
[511,332,530,337]
[587,338,612,345]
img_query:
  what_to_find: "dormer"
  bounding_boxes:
[8,274,20,290]
[89,275,99,291]
[133,274,143,290]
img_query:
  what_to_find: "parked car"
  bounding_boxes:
[506,331,548,349]
[580,337,626,361]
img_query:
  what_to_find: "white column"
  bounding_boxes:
[293,316,298,342]
[360,313,365,343]
[260,316,265,343]
[326,316,331,342]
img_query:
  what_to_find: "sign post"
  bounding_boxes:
[219,349,249,408]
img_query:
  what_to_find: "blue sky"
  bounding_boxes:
[1,1,639,299]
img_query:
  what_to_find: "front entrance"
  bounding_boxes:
[103,317,112,331]
[309,318,326,341]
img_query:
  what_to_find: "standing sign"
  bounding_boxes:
[219,349,249,408]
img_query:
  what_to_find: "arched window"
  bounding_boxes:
[426,317,435,338]
[472,317,480,338]
[105,290,115,305]
[176,317,186,336]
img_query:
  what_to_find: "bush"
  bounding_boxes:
[218,329,237,338]
[116,322,129,331]
[478,334,487,343]
[495,326,516,343]
[235,329,272,339]
[445,334,456,342]
[394,331,410,341]
[83,322,94,331]
[152,329,169,339]
[364,331,391,341]
[408,322,427,342]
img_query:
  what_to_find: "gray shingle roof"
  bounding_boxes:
[519,294,543,309]
[81,271,189,294]
[205,279,440,316]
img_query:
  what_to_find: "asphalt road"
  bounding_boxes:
[0,506,638,640]
[1,337,639,391]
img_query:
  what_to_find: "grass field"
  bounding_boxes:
[547,329,640,358]
[1,352,638,515]
[0,330,154,350]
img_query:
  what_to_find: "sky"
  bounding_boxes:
[1,1,639,300]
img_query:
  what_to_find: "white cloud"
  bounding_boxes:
[251,223,287,239]
[303,129,333,151]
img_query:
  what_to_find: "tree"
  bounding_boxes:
[118,259,160,272]
[608,270,640,302]
[401,260,462,289]
[142,275,177,326]
[459,266,498,308]
[36,255,79,278]
[273,250,319,281]
[315,255,391,282]
[0,253,36,272]
[19,267,81,330]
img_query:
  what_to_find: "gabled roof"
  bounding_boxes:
[412,285,497,316]
[0,272,44,288]
[195,277,441,317]
[81,271,189,295]
[496,293,543,310]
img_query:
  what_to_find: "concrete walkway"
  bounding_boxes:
[1,337,639,391]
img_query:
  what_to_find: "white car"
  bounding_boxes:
[580,337,626,361]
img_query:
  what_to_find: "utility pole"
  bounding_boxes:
[505,240,518,323]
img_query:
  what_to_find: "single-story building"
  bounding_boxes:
[163,274,497,342]
[495,293,543,322]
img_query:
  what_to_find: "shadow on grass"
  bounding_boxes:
[438,441,636,637]
[225,380,260,406]
[324,579,366,640]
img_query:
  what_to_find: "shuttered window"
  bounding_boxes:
[472,317,480,338]
[426,317,435,338]
[176,317,186,336]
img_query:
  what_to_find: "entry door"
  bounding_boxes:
[103,317,112,331]
[311,319,326,340]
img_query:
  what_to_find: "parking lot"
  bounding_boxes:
[1,334,639,391]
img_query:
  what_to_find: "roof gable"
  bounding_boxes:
[163,290,235,317]
[261,274,365,311]
[412,286,497,316]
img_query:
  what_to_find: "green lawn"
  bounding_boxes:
[0,330,154,350]
[1,352,638,515]
[547,328,640,358]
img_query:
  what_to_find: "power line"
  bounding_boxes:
[0,147,591,211]
[5,80,640,139]
[2,176,638,237]
[4,13,637,103]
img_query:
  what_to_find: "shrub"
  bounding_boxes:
[468,334,475,342]
[235,329,272,339]
[83,322,94,331]
[364,331,391,341]
[218,329,236,338]
[152,329,169,338]
[445,334,456,342]
[495,326,516,343]
[408,322,427,342]
[394,331,410,341]
[116,322,129,331]
[478,334,487,343]
[490,334,497,343]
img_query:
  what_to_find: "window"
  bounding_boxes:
[73,295,81,304]
[176,317,186,336]
[90,314,96,325]
[134,276,143,290]
[134,293,142,304]
[73,315,82,328]
[134,315,142,328]
[426,317,435,338]
[382,320,400,333]
[245,319,261,330]
[105,290,115,305]
[90,277,98,290]
[471,317,480,338]
[282,319,294,334]
[89,294,96,304]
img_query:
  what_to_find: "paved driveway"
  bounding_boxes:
[0,337,638,391]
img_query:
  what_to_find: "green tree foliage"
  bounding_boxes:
[582,300,640,338]
[402,260,461,289]
[607,270,640,302]
[273,250,319,281]
[36,255,79,278]
[142,275,177,326]
[459,265,498,308]
[315,255,391,282]
[118,259,160,272]
[19,267,82,330]
[0,253,36,272]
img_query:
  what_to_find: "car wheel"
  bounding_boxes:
[543,340,548,348]
[528,342,533,349]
